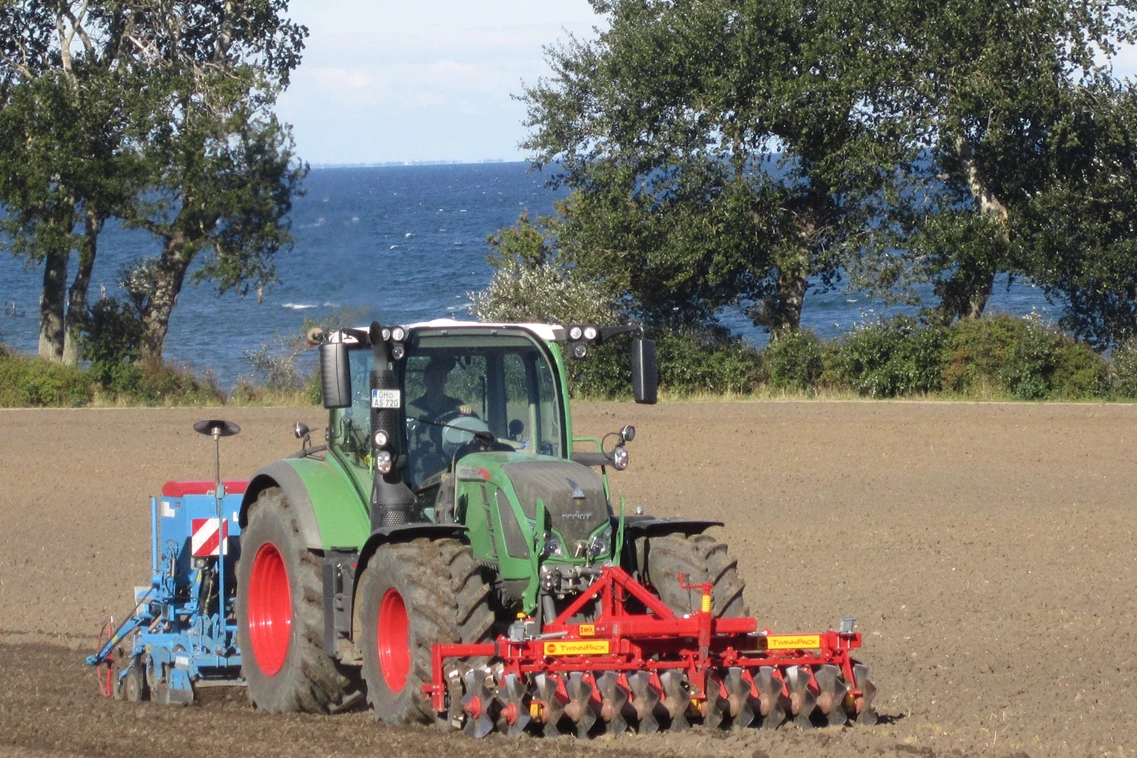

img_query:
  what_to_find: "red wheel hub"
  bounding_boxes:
[248,542,291,676]
[377,588,410,691]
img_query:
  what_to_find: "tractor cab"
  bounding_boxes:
[330,322,569,514]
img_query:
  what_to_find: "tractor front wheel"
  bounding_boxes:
[636,532,749,618]
[359,538,494,724]
[236,487,355,713]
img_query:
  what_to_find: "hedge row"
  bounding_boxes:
[642,314,1129,400]
[4,314,1135,406]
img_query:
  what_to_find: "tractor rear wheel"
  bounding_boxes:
[359,538,494,724]
[637,533,749,617]
[236,487,355,713]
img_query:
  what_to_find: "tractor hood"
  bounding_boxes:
[502,459,609,550]
[457,455,610,552]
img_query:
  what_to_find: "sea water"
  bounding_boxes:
[0,161,1056,387]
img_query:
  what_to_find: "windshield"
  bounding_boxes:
[341,329,565,490]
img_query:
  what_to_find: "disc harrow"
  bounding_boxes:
[425,565,877,737]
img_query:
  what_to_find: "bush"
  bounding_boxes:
[825,317,947,397]
[0,352,95,407]
[761,330,824,392]
[1111,339,1137,398]
[131,359,223,405]
[943,314,1107,399]
[79,297,143,388]
[654,328,763,396]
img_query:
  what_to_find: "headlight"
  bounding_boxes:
[612,446,629,470]
[568,325,583,340]
[542,531,565,558]
[583,325,598,341]
[373,429,390,448]
[391,326,406,342]
[589,524,613,558]
[375,450,393,474]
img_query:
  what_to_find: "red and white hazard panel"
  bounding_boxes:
[191,518,230,557]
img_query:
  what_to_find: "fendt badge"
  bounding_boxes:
[566,478,587,500]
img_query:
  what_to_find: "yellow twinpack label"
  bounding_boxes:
[578,624,596,637]
[544,640,610,656]
[764,635,821,650]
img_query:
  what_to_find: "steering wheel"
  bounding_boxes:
[436,410,492,457]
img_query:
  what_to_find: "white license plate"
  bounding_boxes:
[371,389,401,408]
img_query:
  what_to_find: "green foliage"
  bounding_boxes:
[110,359,224,406]
[762,331,824,392]
[485,210,555,270]
[824,317,948,397]
[0,2,308,363]
[79,297,143,389]
[0,352,94,406]
[942,314,1107,399]
[653,329,763,397]
[1110,339,1137,398]
[524,0,903,335]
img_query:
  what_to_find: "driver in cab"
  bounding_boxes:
[407,357,472,421]
[406,357,476,487]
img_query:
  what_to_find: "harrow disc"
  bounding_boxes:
[813,664,851,727]
[460,668,496,738]
[495,673,531,737]
[659,671,691,731]
[596,672,629,736]
[853,663,879,726]
[755,666,786,729]
[564,672,599,738]
[626,671,662,734]
[533,672,566,734]
[784,665,818,729]
[724,667,757,729]
[702,671,729,730]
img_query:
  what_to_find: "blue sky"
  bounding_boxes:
[276,1,1137,166]
[275,1,601,165]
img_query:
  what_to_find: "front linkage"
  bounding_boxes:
[426,565,877,737]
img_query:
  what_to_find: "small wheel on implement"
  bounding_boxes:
[123,659,149,702]
[358,538,494,727]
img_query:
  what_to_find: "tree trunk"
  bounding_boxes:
[38,246,68,361]
[62,212,102,366]
[752,244,808,338]
[139,231,190,362]
[952,136,1009,320]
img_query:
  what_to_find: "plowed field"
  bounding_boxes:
[2,402,1135,757]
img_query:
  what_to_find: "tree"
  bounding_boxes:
[116,0,307,361]
[861,0,1137,323]
[522,0,905,337]
[1016,79,1137,349]
[0,1,306,363]
[0,2,145,363]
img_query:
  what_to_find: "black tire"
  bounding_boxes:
[637,533,749,617]
[123,660,148,702]
[359,537,494,724]
[236,487,355,713]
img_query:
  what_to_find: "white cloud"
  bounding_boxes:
[274,1,601,163]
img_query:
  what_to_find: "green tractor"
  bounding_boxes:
[234,319,873,735]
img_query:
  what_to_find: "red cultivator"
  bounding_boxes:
[426,565,877,737]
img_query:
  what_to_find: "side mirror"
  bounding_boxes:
[319,341,351,409]
[631,338,657,404]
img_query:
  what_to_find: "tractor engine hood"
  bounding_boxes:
[499,459,609,552]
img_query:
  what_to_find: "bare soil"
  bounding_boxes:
[2,401,1136,757]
